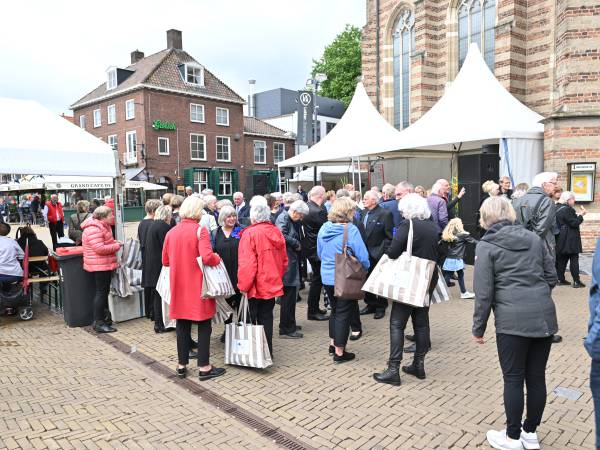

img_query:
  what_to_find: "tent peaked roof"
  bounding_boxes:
[0,97,117,176]
[362,44,544,157]
[278,82,402,167]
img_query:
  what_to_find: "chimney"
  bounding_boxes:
[166,29,182,50]
[248,79,256,117]
[131,49,144,64]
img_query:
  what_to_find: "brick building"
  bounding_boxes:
[361,0,600,249]
[71,29,293,199]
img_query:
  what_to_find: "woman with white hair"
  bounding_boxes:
[473,196,557,450]
[555,190,586,288]
[197,197,217,232]
[275,200,309,339]
[162,196,225,381]
[237,204,288,356]
[373,193,440,386]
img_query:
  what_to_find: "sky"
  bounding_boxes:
[0,0,366,114]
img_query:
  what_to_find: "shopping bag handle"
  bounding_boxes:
[239,293,250,324]
[406,219,414,257]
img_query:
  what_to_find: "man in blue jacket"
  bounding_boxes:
[379,183,402,228]
[585,238,600,449]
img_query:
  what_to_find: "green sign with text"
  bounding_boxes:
[152,120,177,131]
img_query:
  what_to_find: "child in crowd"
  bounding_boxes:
[441,218,477,299]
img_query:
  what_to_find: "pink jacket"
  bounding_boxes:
[81,218,120,272]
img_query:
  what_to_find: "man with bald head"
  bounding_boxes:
[359,190,394,319]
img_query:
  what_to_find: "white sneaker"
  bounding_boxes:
[486,429,523,450]
[520,430,540,449]
[461,291,475,299]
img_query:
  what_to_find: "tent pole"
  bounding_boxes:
[358,156,363,196]
[351,157,355,189]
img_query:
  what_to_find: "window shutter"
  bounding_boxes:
[232,170,239,194]
[268,170,277,193]
[183,168,193,188]
[209,168,220,196]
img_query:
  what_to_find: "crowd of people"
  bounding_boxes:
[0,171,596,450]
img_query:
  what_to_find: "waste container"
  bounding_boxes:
[53,246,95,327]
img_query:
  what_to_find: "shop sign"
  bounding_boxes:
[152,120,177,131]
[46,182,113,190]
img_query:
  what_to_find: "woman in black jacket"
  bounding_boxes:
[555,191,586,288]
[373,193,441,386]
[16,226,49,275]
[143,205,173,333]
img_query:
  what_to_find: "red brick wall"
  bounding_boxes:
[241,134,295,193]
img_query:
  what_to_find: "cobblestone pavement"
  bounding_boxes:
[1,267,594,449]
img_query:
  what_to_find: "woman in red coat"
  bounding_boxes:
[162,196,226,381]
[237,203,288,356]
[81,206,122,333]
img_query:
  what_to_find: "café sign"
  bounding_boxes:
[46,182,113,190]
[152,120,177,131]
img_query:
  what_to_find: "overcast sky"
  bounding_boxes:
[1,0,366,114]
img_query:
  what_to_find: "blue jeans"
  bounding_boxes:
[591,359,600,449]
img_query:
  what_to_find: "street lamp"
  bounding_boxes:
[306,73,327,183]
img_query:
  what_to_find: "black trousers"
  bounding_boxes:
[224,293,242,324]
[364,260,388,311]
[92,270,112,323]
[48,220,64,251]
[496,333,553,440]
[248,298,275,356]
[144,287,154,319]
[279,286,298,335]
[152,289,164,329]
[556,253,580,283]
[176,319,211,366]
[307,257,323,315]
[324,285,356,347]
[389,302,430,362]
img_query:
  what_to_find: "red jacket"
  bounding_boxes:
[81,217,120,272]
[237,221,287,300]
[162,219,221,321]
[104,198,115,210]
[45,201,64,224]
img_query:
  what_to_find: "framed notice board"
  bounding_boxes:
[568,162,596,202]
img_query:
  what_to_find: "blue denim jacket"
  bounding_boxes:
[585,238,600,360]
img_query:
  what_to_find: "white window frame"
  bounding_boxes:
[273,142,285,164]
[253,140,266,164]
[125,131,137,164]
[158,137,170,156]
[218,171,233,197]
[125,99,135,120]
[79,115,86,129]
[190,103,205,123]
[190,133,206,161]
[107,104,116,124]
[107,134,117,151]
[93,109,101,128]
[193,171,209,193]
[185,64,204,86]
[216,107,229,126]
[216,136,231,162]
[106,68,117,90]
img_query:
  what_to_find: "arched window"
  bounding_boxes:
[458,0,495,71]
[393,9,415,130]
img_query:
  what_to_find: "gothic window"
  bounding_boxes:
[458,0,495,71]
[393,9,415,130]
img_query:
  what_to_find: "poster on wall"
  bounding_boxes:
[569,163,596,202]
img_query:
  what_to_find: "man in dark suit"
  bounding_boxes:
[233,192,250,227]
[302,186,329,321]
[359,190,394,319]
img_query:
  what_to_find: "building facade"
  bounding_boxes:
[72,30,293,199]
[361,0,600,249]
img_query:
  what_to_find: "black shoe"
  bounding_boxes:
[94,323,117,333]
[405,343,431,353]
[329,345,335,355]
[558,280,571,286]
[402,356,426,380]
[360,306,376,316]
[154,326,166,333]
[188,351,198,359]
[176,367,187,379]
[296,325,302,331]
[405,334,415,342]
[220,332,226,343]
[349,330,363,341]
[374,310,385,320]
[190,339,198,349]
[198,366,226,381]
[573,281,586,288]
[307,313,329,321]
[373,361,401,386]
[552,335,563,344]
[280,330,303,339]
[333,351,355,364]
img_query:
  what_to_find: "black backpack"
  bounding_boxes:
[517,195,545,232]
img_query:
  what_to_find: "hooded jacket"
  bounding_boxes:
[317,221,370,287]
[81,217,120,272]
[237,221,288,299]
[472,221,558,339]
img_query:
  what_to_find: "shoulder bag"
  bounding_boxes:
[334,224,367,300]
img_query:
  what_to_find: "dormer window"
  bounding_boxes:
[180,63,204,86]
[106,67,117,90]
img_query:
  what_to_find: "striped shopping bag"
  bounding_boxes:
[224,295,272,369]
[429,268,451,305]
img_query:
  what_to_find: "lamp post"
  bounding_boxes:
[306,73,327,185]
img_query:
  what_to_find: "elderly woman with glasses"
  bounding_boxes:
[473,196,557,450]
[275,200,309,339]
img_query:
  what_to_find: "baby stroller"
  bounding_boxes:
[0,280,33,321]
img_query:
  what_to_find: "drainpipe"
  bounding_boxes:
[375,0,381,111]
